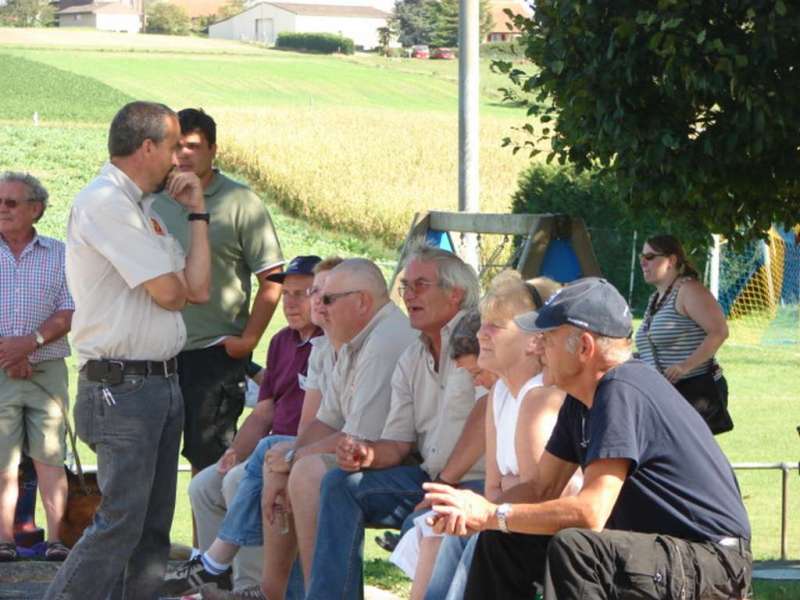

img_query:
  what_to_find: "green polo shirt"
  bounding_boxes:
[153,170,283,350]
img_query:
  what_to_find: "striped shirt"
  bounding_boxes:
[0,233,74,363]
[634,279,710,380]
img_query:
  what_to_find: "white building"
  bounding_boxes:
[56,2,141,32]
[209,2,390,50]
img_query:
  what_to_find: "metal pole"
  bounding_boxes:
[781,465,788,561]
[458,0,480,272]
[709,234,721,299]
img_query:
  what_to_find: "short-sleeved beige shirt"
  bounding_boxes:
[66,163,187,366]
[315,302,417,441]
[304,335,334,394]
[380,311,486,481]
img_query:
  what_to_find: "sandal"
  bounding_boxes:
[0,542,18,562]
[45,541,69,561]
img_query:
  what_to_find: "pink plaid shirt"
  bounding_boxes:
[0,232,74,363]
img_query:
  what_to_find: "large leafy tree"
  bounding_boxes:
[499,1,800,244]
[0,0,55,26]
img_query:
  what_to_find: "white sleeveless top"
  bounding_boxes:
[492,373,544,476]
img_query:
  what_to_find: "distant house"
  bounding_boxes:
[56,1,142,32]
[209,2,390,50]
[485,0,532,42]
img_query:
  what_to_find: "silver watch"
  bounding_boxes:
[284,448,296,466]
[495,503,512,533]
[34,330,45,348]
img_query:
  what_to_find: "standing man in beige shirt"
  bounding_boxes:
[45,101,211,600]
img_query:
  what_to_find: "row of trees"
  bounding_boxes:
[392,0,493,48]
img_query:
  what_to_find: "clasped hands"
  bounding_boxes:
[422,482,497,537]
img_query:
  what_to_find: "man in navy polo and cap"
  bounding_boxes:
[424,277,752,599]
[162,255,322,595]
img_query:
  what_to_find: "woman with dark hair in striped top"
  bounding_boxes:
[635,234,733,433]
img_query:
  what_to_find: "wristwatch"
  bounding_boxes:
[495,503,512,533]
[284,449,296,467]
[188,212,210,223]
[34,330,45,348]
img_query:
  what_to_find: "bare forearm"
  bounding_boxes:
[683,333,727,372]
[293,419,339,459]
[296,431,345,460]
[487,496,597,535]
[367,441,412,470]
[231,404,274,460]
[184,220,211,304]
[37,310,73,345]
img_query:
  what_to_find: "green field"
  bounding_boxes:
[1,29,798,598]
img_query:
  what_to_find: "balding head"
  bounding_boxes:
[331,258,389,302]
[321,258,390,343]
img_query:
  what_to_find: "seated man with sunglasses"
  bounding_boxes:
[200,258,417,600]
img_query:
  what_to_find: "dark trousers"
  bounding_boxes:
[465,528,752,600]
[177,345,248,470]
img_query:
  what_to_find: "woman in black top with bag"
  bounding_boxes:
[634,234,734,434]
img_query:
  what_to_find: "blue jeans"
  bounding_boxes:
[218,434,303,599]
[424,535,478,600]
[306,465,431,600]
[45,371,183,600]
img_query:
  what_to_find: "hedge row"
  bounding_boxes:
[276,32,354,55]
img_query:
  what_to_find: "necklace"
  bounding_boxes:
[641,276,680,333]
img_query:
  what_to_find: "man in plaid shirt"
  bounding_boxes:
[0,171,74,562]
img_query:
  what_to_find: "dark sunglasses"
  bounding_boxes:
[640,252,666,261]
[321,290,361,305]
[0,198,21,208]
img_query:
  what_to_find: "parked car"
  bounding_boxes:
[430,47,455,60]
[411,44,430,59]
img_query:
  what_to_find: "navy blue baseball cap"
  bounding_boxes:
[265,255,322,283]
[513,277,632,338]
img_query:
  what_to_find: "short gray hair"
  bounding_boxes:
[333,258,388,299]
[403,242,480,310]
[0,171,49,221]
[565,328,632,364]
[108,101,175,158]
[450,310,481,359]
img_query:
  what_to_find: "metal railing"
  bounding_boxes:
[732,462,799,560]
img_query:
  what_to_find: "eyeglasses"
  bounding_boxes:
[306,286,322,297]
[0,198,21,208]
[398,279,438,296]
[639,252,666,262]
[321,290,362,305]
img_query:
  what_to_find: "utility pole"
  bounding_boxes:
[458,0,480,272]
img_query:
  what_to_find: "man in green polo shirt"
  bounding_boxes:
[154,109,284,480]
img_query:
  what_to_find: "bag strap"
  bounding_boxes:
[28,377,91,496]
